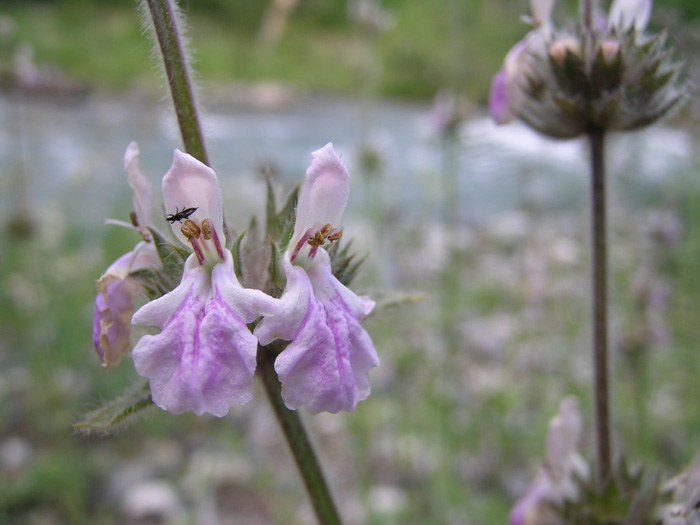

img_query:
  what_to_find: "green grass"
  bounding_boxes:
[3,0,524,99]
[3,0,697,99]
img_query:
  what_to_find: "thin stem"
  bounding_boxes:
[581,0,593,34]
[441,133,459,225]
[257,344,342,525]
[580,0,595,73]
[145,0,209,165]
[589,129,611,488]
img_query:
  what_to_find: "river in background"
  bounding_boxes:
[0,91,696,245]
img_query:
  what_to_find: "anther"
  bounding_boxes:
[181,225,194,241]
[130,211,139,228]
[327,229,342,243]
[182,219,201,240]
[307,223,335,247]
[308,232,326,247]
[201,219,212,240]
[202,219,225,260]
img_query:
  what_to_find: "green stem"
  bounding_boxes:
[143,2,341,522]
[441,133,459,225]
[589,129,611,488]
[144,0,209,165]
[257,344,342,525]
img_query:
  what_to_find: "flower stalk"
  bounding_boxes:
[142,1,343,521]
[144,0,209,165]
[589,128,611,488]
[257,343,342,525]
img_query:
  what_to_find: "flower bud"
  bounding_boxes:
[548,37,581,65]
[599,39,621,64]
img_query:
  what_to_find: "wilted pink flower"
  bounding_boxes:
[509,397,588,525]
[659,444,700,524]
[93,142,161,368]
[255,143,379,414]
[130,150,277,417]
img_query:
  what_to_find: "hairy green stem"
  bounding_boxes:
[145,0,209,165]
[258,344,342,525]
[589,129,611,488]
[144,2,341,521]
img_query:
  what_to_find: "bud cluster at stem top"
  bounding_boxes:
[489,0,688,138]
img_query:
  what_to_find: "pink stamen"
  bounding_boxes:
[208,221,225,261]
[290,228,314,263]
[190,238,205,265]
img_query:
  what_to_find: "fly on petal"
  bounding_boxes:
[162,149,224,248]
[130,151,278,417]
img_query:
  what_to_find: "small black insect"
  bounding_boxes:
[166,206,198,224]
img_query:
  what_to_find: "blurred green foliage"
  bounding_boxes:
[0,0,700,99]
[5,0,695,100]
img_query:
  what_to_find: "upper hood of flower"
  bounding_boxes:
[545,396,583,475]
[608,0,651,31]
[124,141,153,233]
[530,0,555,28]
[162,149,223,247]
[288,143,349,258]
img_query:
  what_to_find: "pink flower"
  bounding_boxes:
[93,142,161,368]
[488,32,546,126]
[255,143,379,414]
[131,150,277,417]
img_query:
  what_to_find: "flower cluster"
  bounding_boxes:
[93,143,379,417]
[489,0,687,138]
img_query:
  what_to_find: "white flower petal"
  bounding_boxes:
[124,141,153,229]
[529,0,555,27]
[609,0,651,31]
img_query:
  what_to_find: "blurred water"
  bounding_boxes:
[0,92,694,233]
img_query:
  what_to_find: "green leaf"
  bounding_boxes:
[370,290,428,313]
[267,235,284,295]
[129,268,168,300]
[232,231,246,281]
[272,184,299,250]
[73,381,154,435]
[265,176,278,237]
[150,228,188,276]
[328,239,365,286]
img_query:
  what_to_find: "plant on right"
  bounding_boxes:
[489,0,696,522]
